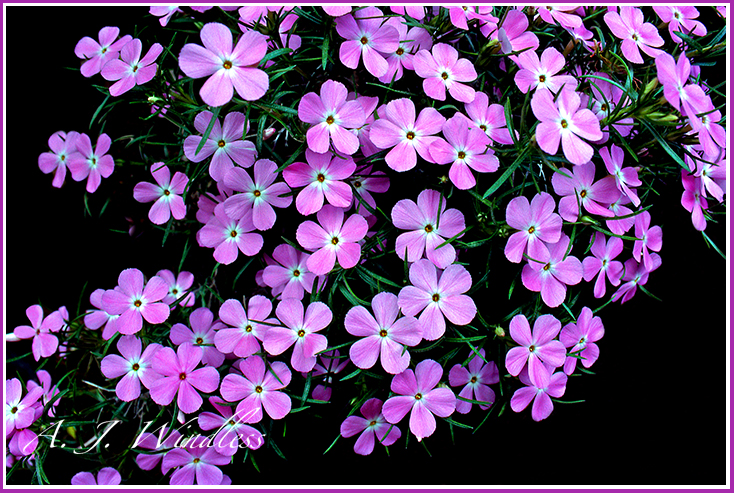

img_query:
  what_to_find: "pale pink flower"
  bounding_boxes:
[283,150,356,215]
[74,27,132,77]
[38,131,81,188]
[504,192,563,264]
[101,38,162,96]
[220,355,292,422]
[521,234,583,308]
[504,314,566,388]
[71,468,121,485]
[197,397,264,456]
[551,161,621,222]
[156,270,195,308]
[611,254,662,304]
[560,306,604,375]
[582,232,624,298]
[514,47,578,94]
[67,133,115,193]
[604,7,664,64]
[163,435,230,485]
[170,307,224,368]
[214,296,277,359]
[335,6,400,78]
[448,348,499,414]
[510,365,567,422]
[631,211,663,273]
[84,289,119,340]
[223,159,292,230]
[13,305,64,361]
[150,6,182,26]
[463,92,516,145]
[100,336,162,401]
[653,6,707,43]
[197,204,264,265]
[133,163,188,225]
[600,144,641,207]
[413,43,477,103]
[262,244,325,301]
[101,268,170,335]
[340,398,401,455]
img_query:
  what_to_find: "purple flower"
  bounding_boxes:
[606,195,636,235]
[134,426,182,473]
[655,52,706,117]
[611,254,662,304]
[170,308,225,368]
[335,6,399,78]
[389,6,425,20]
[340,398,401,455]
[582,71,634,142]
[297,80,366,155]
[551,161,621,222]
[67,133,115,193]
[13,305,64,361]
[178,22,269,107]
[197,397,264,456]
[560,307,604,375]
[26,370,61,418]
[346,292,422,374]
[38,131,80,188]
[504,192,563,264]
[214,296,277,359]
[413,43,478,103]
[101,336,162,401]
[398,259,477,341]
[681,171,709,231]
[283,150,356,215]
[5,378,44,435]
[101,38,162,96]
[448,349,499,414]
[156,269,195,308]
[377,18,431,84]
[464,92,516,145]
[514,47,578,94]
[84,289,119,340]
[197,204,264,265]
[350,165,390,217]
[220,355,292,423]
[223,159,292,230]
[150,6,181,26]
[687,96,727,158]
[604,7,664,64]
[632,211,663,273]
[382,359,456,442]
[163,435,230,485]
[262,244,323,301]
[505,314,566,388]
[582,232,624,298]
[510,365,567,422]
[653,6,707,43]
[264,299,332,372]
[101,268,170,335]
[521,234,583,308]
[391,189,466,269]
[71,467,121,486]
[537,6,583,30]
[495,9,539,59]
[133,163,188,225]
[74,27,132,77]
[600,144,641,207]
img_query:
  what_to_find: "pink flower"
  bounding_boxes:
[536,6,583,30]
[495,9,539,59]
[26,370,61,418]
[101,336,162,401]
[323,6,352,17]
[350,165,390,217]
[38,131,81,188]
[687,96,727,158]
[582,232,624,298]
[521,234,583,308]
[346,292,422,374]
[178,22,269,107]
[183,110,257,182]
[653,6,707,43]
[377,18,431,84]
[448,348,499,414]
[612,254,662,304]
[156,269,195,308]
[13,305,64,361]
[514,47,578,94]
[463,92,516,145]
[603,7,664,64]
[134,426,182,473]
[71,467,121,485]
[263,299,332,372]
[429,113,499,190]
[197,204,264,265]
[391,189,466,269]
[382,359,456,442]
[413,43,478,103]
[560,307,604,375]
[214,296,277,359]
[8,428,39,457]
[101,268,170,335]
[262,244,324,301]
[197,397,264,456]
[101,38,162,96]
[582,71,634,141]
[223,159,292,230]
[600,144,641,207]
[308,350,350,401]
[390,6,425,20]
[84,289,119,340]
[398,259,477,341]
[655,52,706,117]
[504,192,563,264]
[606,195,636,235]
[681,171,709,231]
[335,6,400,78]
[163,435,230,485]
[5,378,44,435]
[150,6,182,26]
[532,88,603,166]
[220,355,292,422]
[510,365,567,422]
[296,205,369,275]
[551,161,621,222]
[74,26,132,77]
[369,98,446,172]
[67,133,115,193]
[297,79,366,155]
[632,211,663,273]
[283,150,356,215]
[133,163,188,225]
[504,314,566,388]
[340,398,401,455]
[170,308,224,368]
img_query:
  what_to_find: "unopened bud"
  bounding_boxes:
[262,127,276,140]
[642,77,658,96]
[579,215,599,225]
[494,326,505,338]
[5,333,21,342]
[148,96,162,104]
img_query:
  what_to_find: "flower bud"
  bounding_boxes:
[494,326,505,338]
[262,127,276,140]
[579,215,599,225]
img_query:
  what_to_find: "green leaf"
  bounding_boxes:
[639,120,689,172]
[321,35,330,70]
[482,151,525,199]
[194,106,220,157]
[260,47,293,65]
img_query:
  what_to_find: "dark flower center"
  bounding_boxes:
[91,158,97,165]
[326,115,335,125]
[415,393,423,400]
[457,151,466,160]
[229,419,236,426]
[360,36,369,45]
[218,140,226,147]
[600,103,608,112]
[102,48,107,54]
[172,289,178,295]
[479,124,487,131]
[424,224,433,233]
[331,237,339,245]
[223,60,232,69]
[179,373,187,380]
[470,376,477,383]
[432,293,440,302]
[164,189,170,196]
[370,420,377,426]
[354,180,362,188]
[255,386,263,393]
[196,337,204,344]
[528,345,536,352]
[396,47,404,56]
[528,226,535,234]
[11,406,18,414]
[379,329,388,337]
[245,325,253,333]
[132,363,140,371]
[317,173,326,182]
[538,74,546,83]
[134,300,142,307]
[631,33,638,41]
[36,329,41,336]
[560,119,568,129]
[253,190,261,197]
[579,337,586,344]
[293,269,301,277]
[61,155,66,161]
[230,230,238,237]
[580,190,587,198]
[406,131,415,140]
[674,11,681,19]
[298,329,306,337]
[543,264,551,271]
[441,72,449,80]
[193,458,200,463]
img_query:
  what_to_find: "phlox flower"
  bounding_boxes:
[378,18,431,84]
[223,159,292,230]
[398,259,477,341]
[382,359,456,442]
[283,150,356,215]
[448,349,499,414]
[197,204,264,265]
[133,163,188,225]
[262,244,324,301]
[67,133,115,193]
[605,195,635,235]
[296,205,369,275]
[687,96,727,158]
[335,6,399,78]
[655,52,707,117]
[170,308,224,368]
[308,350,350,401]
[101,268,170,335]
[178,22,269,107]
[582,231,624,299]
[390,6,425,20]
[600,144,641,207]
[340,398,401,455]
[350,165,390,217]
[495,9,539,59]
[653,6,706,43]
[551,161,621,222]
[603,7,664,64]
[297,79,366,155]
[13,305,65,361]
[612,254,662,304]
[157,269,195,308]
[195,182,233,224]
[505,314,566,388]
[560,307,604,375]
[521,234,583,308]
[391,189,466,269]
[183,110,257,182]
[101,38,162,96]
[74,26,132,77]
[536,6,583,30]
[38,131,80,188]
[8,428,39,458]
[346,292,422,374]
[413,43,477,103]
[531,88,603,166]
[197,397,264,456]
[238,7,301,55]
[150,6,181,26]
[71,468,121,486]
[323,6,352,17]
[101,336,162,401]
[163,435,229,485]
[514,47,578,94]
[351,94,381,158]
[430,113,499,190]
[214,296,277,359]
[632,211,663,273]
[84,289,119,340]
[504,192,563,264]
[510,365,567,422]
[263,299,332,372]
[448,6,497,31]
[5,379,44,436]
[220,355,292,422]
[369,98,446,172]
[464,92,516,145]
[681,171,709,231]
[27,370,61,418]
[582,71,634,142]
[134,426,182,473]
[686,148,727,203]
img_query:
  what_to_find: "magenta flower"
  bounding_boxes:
[350,166,390,217]
[183,110,257,182]
[464,92,516,145]
[413,43,478,103]
[688,96,727,158]
[340,398,402,455]
[296,205,369,275]
[560,307,605,375]
[604,7,664,64]
[101,268,170,335]
[606,195,636,235]
[521,234,583,308]
[398,259,477,341]
[582,232,624,298]
[582,71,634,141]
[681,171,709,231]
[5,378,44,436]
[197,204,264,265]
[26,370,61,418]
[390,6,425,20]
[504,192,563,264]
[13,305,64,361]
[178,22,269,107]
[655,52,706,117]
[688,149,726,203]
[197,397,264,456]
[74,27,132,77]
[600,144,641,207]
[263,299,332,372]
[612,254,662,304]
[505,314,566,388]
[170,308,224,368]
[382,359,456,442]
[101,38,162,96]
[223,159,292,230]
[38,131,80,188]
[391,189,466,269]
[377,18,431,84]
[308,350,350,401]
[532,88,603,166]
[8,428,39,458]
[262,244,323,301]
[133,163,188,225]
[101,336,162,401]
[283,150,356,215]
[84,289,119,340]
[551,162,621,222]
[214,295,277,359]
[510,365,567,422]
[514,47,578,94]
[67,133,115,193]
[495,9,539,59]
[220,355,292,423]
[323,6,352,17]
[430,113,499,190]
[537,6,583,30]
[297,79,366,155]
[448,348,499,414]
[346,292,422,374]
[163,435,230,485]
[71,468,121,486]
[632,211,663,273]
[157,269,195,308]
[335,6,399,78]
[150,6,181,26]
[134,426,182,473]
[369,98,446,172]
[653,6,706,43]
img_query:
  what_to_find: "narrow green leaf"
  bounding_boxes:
[195,106,220,156]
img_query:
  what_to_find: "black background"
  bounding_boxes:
[4,6,728,486]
